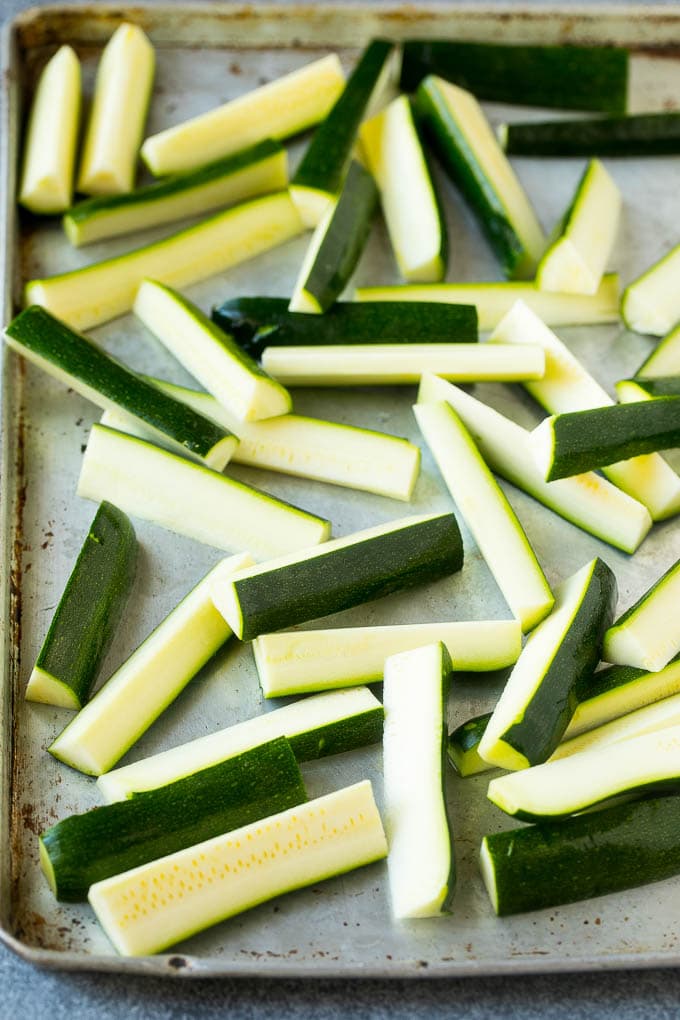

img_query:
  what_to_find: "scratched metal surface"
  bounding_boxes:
[3,1,680,978]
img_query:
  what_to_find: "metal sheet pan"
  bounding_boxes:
[3,1,680,978]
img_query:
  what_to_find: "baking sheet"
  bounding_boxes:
[3,1,680,977]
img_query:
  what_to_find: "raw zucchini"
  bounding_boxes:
[25,191,304,332]
[261,343,545,386]
[291,39,396,226]
[383,643,454,918]
[414,76,546,279]
[41,737,306,901]
[78,425,331,560]
[253,620,521,698]
[211,297,478,357]
[617,376,680,401]
[360,94,446,282]
[89,780,387,957]
[447,715,491,778]
[603,558,680,672]
[533,399,680,481]
[479,558,616,770]
[417,373,652,554]
[400,40,628,114]
[491,299,680,521]
[622,243,680,336]
[500,112,680,158]
[97,686,383,802]
[480,795,680,917]
[211,512,463,642]
[289,160,377,314]
[414,401,553,632]
[536,159,621,295]
[635,323,680,379]
[487,723,680,820]
[18,45,81,214]
[64,140,288,246]
[134,280,291,423]
[4,306,238,470]
[26,502,136,710]
[355,274,620,331]
[141,54,346,176]
[48,552,253,776]
[77,23,154,195]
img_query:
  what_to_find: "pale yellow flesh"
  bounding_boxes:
[25,667,81,709]
[636,322,680,378]
[604,563,680,671]
[89,780,387,956]
[551,689,680,763]
[77,24,155,195]
[19,46,81,214]
[288,185,335,230]
[288,198,337,314]
[142,54,345,176]
[622,243,680,337]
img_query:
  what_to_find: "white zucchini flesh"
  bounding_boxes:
[551,689,680,763]
[18,46,81,214]
[490,300,680,521]
[261,343,545,386]
[97,686,382,802]
[383,644,453,919]
[487,723,680,819]
[536,159,621,295]
[25,191,304,332]
[48,553,253,777]
[360,95,445,283]
[134,280,290,423]
[77,424,331,560]
[417,373,652,554]
[141,54,345,176]
[622,243,680,337]
[288,198,337,314]
[355,274,620,331]
[603,559,680,671]
[77,24,155,195]
[414,401,553,633]
[636,322,680,378]
[89,780,387,956]
[253,620,522,697]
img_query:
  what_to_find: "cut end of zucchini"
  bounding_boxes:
[615,379,654,404]
[530,417,557,482]
[288,289,324,315]
[25,667,82,710]
[209,577,244,639]
[537,238,603,296]
[478,839,500,915]
[289,184,334,228]
[39,837,58,896]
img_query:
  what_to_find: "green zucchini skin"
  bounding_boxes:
[481,794,680,916]
[501,113,680,157]
[287,705,384,761]
[40,737,306,901]
[400,40,628,114]
[31,502,136,708]
[618,376,680,399]
[447,712,492,777]
[211,297,478,357]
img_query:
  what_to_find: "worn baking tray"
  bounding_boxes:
[3,1,680,978]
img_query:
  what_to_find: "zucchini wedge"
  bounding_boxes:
[479,558,616,770]
[77,23,155,195]
[355,274,620,331]
[41,737,306,901]
[25,191,304,332]
[536,159,621,295]
[64,140,288,247]
[89,780,387,957]
[211,512,463,642]
[603,559,680,672]
[635,322,680,379]
[383,643,454,918]
[289,160,377,314]
[253,620,521,698]
[48,552,253,776]
[19,45,81,214]
[134,280,291,423]
[500,112,680,158]
[141,54,345,176]
[617,376,680,402]
[78,425,331,560]
[447,715,491,778]
[491,299,680,521]
[414,76,546,279]
[414,401,553,633]
[622,243,680,336]
[291,39,396,226]
[360,94,446,283]
[261,343,545,386]
[4,306,238,470]
[211,297,478,357]
[480,795,680,917]
[417,373,652,555]
[97,686,383,802]
[26,502,136,710]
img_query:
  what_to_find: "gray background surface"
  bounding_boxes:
[4,0,680,1015]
